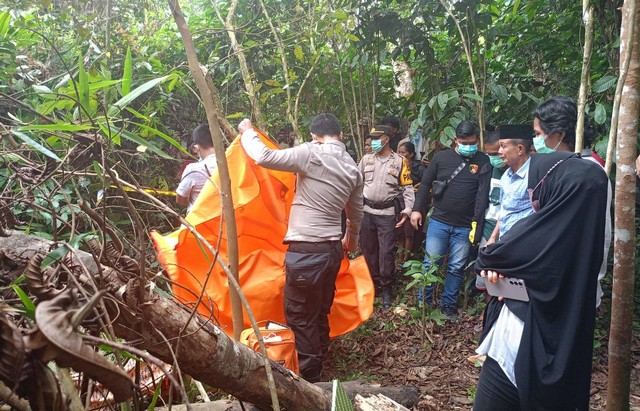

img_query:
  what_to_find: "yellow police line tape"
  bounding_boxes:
[109,185,176,196]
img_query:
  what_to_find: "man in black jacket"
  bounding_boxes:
[410,120,489,320]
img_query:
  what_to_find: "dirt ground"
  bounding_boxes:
[323,297,640,410]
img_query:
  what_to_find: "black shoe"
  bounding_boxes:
[441,305,458,322]
[382,288,392,309]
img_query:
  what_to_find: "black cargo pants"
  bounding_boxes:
[284,240,343,383]
[360,212,397,288]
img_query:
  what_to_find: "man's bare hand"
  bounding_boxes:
[238,118,253,134]
[395,213,408,228]
[410,211,422,230]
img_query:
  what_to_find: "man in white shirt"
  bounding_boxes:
[176,124,217,212]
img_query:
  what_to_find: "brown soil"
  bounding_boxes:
[323,298,640,410]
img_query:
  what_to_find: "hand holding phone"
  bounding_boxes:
[485,276,529,302]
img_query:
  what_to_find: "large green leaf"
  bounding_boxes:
[101,124,172,159]
[108,74,173,117]
[122,47,132,96]
[11,285,35,320]
[463,93,482,102]
[32,85,54,95]
[437,92,449,110]
[444,126,456,140]
[294,45,304,62]
[88,79,122,91]
[77,53,90,115]
[10,130,61,161]
[0,11,10,37]
[41,245,70,269]
[594,103,607,125]
[131,122,188,154]
[18,124,94,132]
[592,75,617,93]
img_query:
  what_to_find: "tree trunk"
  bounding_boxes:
[155,382,420,411]
[607,1,640,409]
[0,231,332,410]
[168,0,243,343]
[576,1,594,153]
[210,0,265,130]
[604,0,637,176]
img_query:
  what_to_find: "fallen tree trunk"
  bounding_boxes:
[155,381,420,411]
[1,231,420,410]
[0,231,330,410]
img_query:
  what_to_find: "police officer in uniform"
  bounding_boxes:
[359,125,415,308]
[239,114,363,383]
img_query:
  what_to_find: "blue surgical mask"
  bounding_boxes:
[533,136,555,154]
[533,133,563,154]
[489,155,506,169]
[458,143,478,157]
[371,139,385,153]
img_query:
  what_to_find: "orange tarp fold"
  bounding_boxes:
[151,130,374,338]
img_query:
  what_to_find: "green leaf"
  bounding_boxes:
[77,53,91,115]
[226,112,245,119]
[264,79,282,87]
[463,93,483,102]
[11,285,35,319]
[92,160,103,180]
[18,124,94,132]
[88,79,122,91]
[10,130,61,161]
[294,45,304,62]
[108,74,172,117]
[0,11,10,37]
[437,92,449,110]
[444,126,456,140]
[512,87,522,102]
[347,34,360,42]
[592,75,617,93]
[334,10,348,20]
[511,0,521,17]
[148,382,162,411]
[428,95,437,109]
[122,48,132,96]
[102,124,172,159]
[68,232,96,249]
[594,103,607,125]
[131,122,188,154]
[495,85,508,105]
[33,85,54,94]
[417,103,428,125]
[41,245,70,269]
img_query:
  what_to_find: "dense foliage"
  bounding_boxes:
[0,0,638,409]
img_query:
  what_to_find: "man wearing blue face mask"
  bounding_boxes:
[410,120,489,320]
[359,125,415,309]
